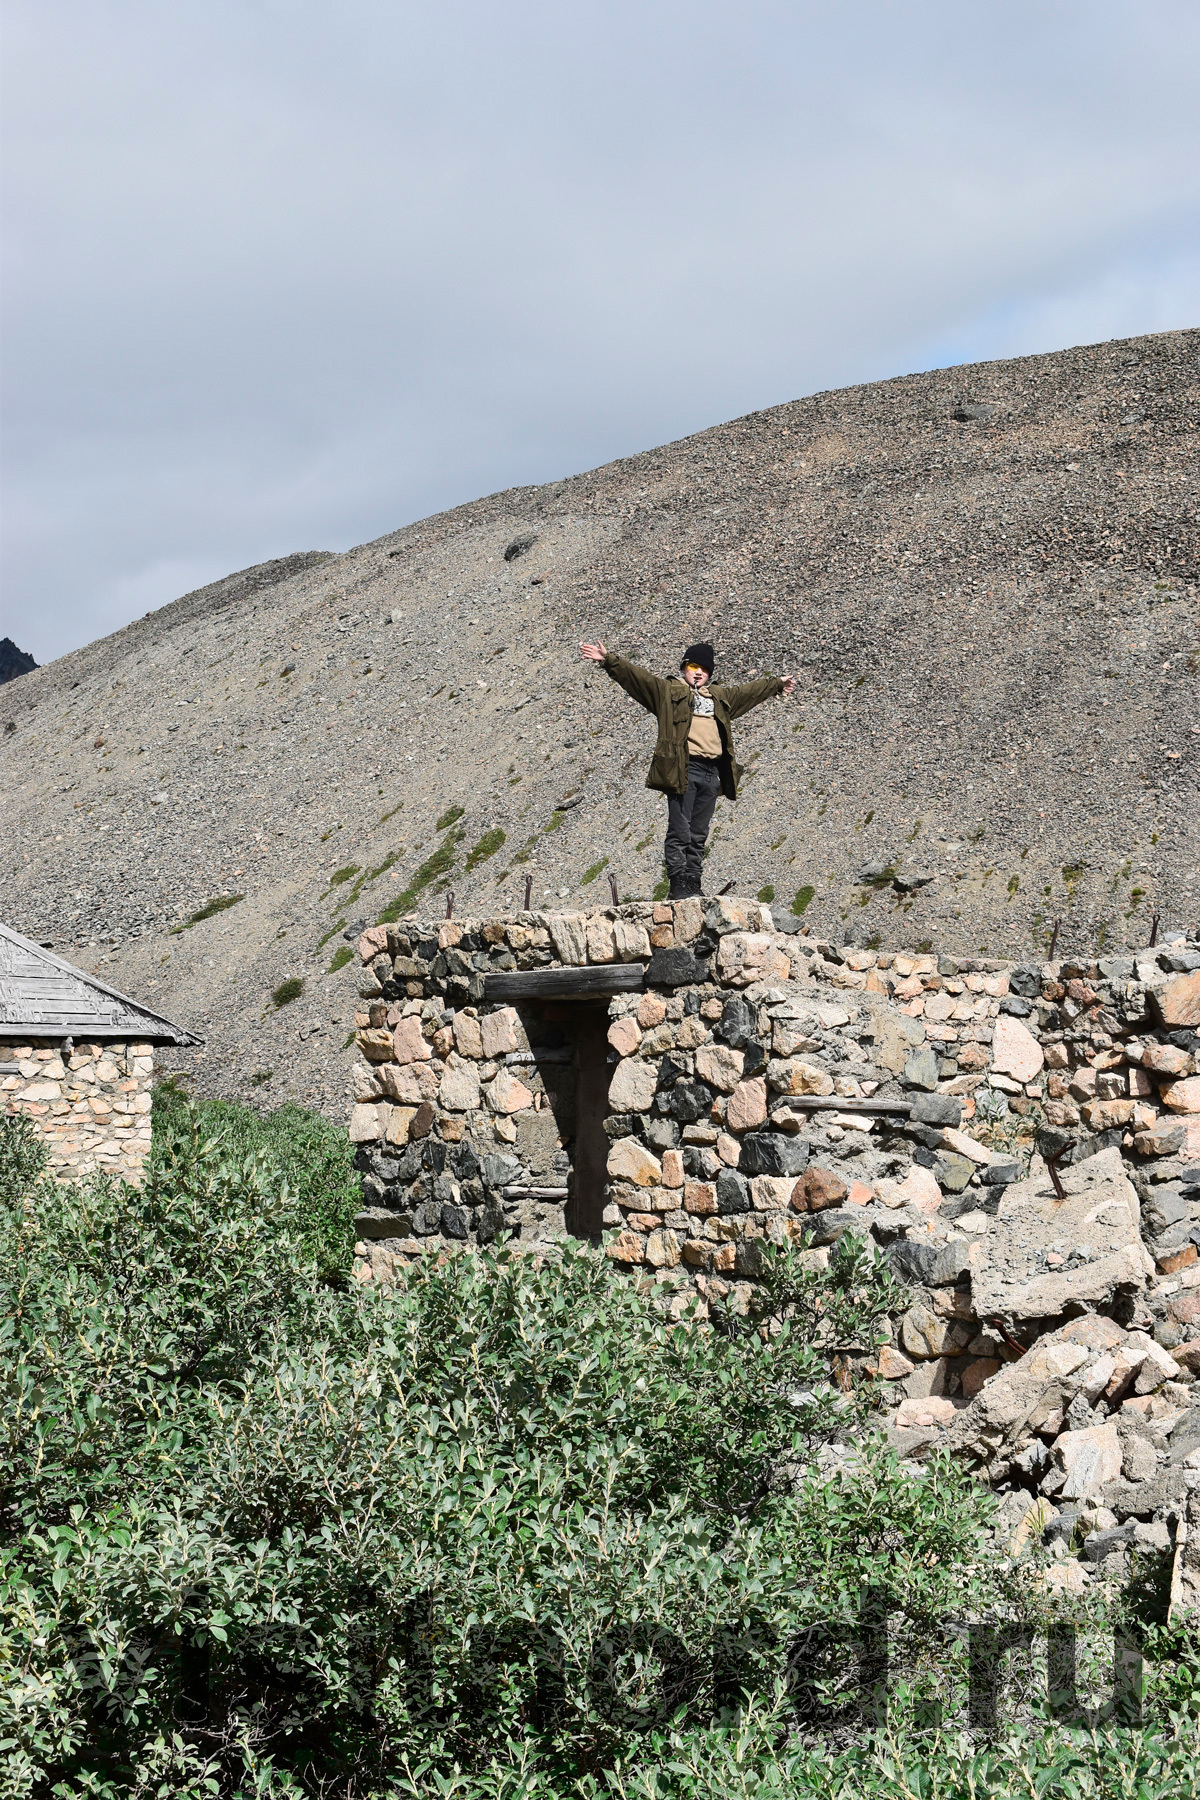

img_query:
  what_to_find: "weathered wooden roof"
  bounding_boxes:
[0,922,200,1044]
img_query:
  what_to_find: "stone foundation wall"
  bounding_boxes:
[1,1039,156,1182]
[343,900,1200,1576]
[346,898,1200,1309]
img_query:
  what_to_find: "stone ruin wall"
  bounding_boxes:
[346,895,1200,1600]
[1,1040,156,1182]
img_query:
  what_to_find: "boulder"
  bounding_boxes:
[479,1007,523,1058]
[909,1092,964,1127]
[485,1068,535,1114]
[392,1016,432,1064]
[607,1016,643,1057]
[768,1057,835,1097]
[902,1047,941,1091]
[967,1146,1152,1321]
[646,946,708,986]
[438,1056,481,1112]
[876,1164,943,1213]
[791,1166,848,1212]
[740,1131,809,1177]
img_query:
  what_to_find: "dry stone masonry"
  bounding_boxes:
[347,896,1200,1606]
[1,1040,155,1181]
[1,919,199,1182]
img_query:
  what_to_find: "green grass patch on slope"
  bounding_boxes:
[171,893,244,933]
[377,828,462,923]
[464,827,506,871]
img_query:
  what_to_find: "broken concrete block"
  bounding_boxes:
[967,1146,1152,1321]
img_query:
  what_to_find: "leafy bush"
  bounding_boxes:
[0,1108,1195,1799]
[271,976,304,1008]
[151,1083,360,1277]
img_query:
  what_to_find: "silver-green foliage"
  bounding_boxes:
[0,1109,1196,1798]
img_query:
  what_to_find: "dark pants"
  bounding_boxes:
[664,757,720,896]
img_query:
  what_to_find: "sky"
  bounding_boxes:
[3,0,1198,664]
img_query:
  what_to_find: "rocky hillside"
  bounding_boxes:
[1,330,1196,1115]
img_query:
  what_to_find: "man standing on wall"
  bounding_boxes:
[579,639,796,900]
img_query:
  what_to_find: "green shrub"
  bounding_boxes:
[1,1107,1195,1799]
[757,884,775,903]
[327,944,353,972]
[582,856,609,884]
[792,884,815,916]
[0,1109,49,1209]
[436,804,465,830]
[327,864,360,886]
[151,1084,359,1277]
[271,976,304,1008]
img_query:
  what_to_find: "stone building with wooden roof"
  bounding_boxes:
[1,921,199,1182]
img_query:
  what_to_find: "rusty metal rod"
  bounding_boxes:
[608,872,619,907]
[1048,917,1061,960]
[989,1318,1030,1358]
[524,873,533,910]
[445,891,454,920]
[1045,1150,1066,1200]
[1149,913,1160,948]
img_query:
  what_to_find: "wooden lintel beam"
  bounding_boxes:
[484,965,645,1001]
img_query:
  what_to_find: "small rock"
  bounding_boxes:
[726,1077,768,1132]
[606,1136,663,1186]
[791,1165,848,1211]
[991,1014,1045,1083]
[902,1047,941,1091]
[607,1016,643,1057]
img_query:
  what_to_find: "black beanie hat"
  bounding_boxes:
[681,641,715,676]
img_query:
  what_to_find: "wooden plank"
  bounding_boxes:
[780,1096,912,1115]
[485,965,644,1001]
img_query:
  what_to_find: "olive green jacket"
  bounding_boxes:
[601,652,784,800]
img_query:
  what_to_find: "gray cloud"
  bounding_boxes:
[3,0,1198,661]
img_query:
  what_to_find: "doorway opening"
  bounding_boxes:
[510,1001,611,1241]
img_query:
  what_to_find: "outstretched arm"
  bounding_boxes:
[580,640,666,713]
[720,672,795,718]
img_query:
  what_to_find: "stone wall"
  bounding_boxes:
[1,1040,155,1182]
[346,898,1200,1595]
[346,898,1200,1298]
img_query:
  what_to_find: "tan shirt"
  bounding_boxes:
[686,686,722,759]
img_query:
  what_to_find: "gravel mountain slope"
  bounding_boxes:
[2,330,1196,1116]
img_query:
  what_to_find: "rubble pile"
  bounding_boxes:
[345,896,1200,1600]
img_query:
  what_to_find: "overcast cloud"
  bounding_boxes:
[3,0,1198,663]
